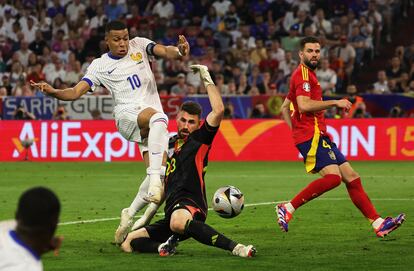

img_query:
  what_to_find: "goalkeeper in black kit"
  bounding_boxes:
[120,65,256,258]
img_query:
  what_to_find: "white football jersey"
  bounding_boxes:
[82,37,163,114]
[0,220,43,271]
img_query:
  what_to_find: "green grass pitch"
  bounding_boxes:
[0,161,413,271]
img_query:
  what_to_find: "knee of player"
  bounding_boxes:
[169,217,186,234]
[149,112,169,128]
[344,171,360,183]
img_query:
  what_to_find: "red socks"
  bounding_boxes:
[346,178,380,221]
[291,174,341,209]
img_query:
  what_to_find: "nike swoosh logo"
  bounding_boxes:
[108,68,116,74]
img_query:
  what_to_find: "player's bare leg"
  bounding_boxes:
[138,108,168,204]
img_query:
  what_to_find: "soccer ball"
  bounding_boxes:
[212,186,244,218]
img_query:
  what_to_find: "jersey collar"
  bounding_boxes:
[107,52,123,60]
[9,230,41,261]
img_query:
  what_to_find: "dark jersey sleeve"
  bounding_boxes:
[191,120,219,145]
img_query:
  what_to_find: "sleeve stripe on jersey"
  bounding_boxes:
[301,65,309,81]
[81,77,93,87]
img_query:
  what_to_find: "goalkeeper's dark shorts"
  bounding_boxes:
[145,198,207,243]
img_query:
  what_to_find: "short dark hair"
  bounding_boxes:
[16,187,60,232]
[180,101,202,118]
[105,20,127,34]
[300,36,320,51]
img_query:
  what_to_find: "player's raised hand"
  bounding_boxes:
[177,35,190,57]
[30,80,55,96]
[336,99,352,112]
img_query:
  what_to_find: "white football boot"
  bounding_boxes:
[114,208,133,245]
[232,244,257,258]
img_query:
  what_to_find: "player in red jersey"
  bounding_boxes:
[277,36,405,237]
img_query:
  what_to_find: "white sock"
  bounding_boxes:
[131,203,159,230]
[148,112,168,178]
[285,202,296,214]
[128,173,150,216]
[128,165,166,216]
[372,217,385,229]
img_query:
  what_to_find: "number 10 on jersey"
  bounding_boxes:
[127,74,141,90]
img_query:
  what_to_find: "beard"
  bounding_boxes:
[304,58,320,70]
[178,128,190,139]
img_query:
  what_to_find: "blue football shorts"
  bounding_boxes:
[296,135,347,173]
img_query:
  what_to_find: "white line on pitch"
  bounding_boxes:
[58,198,414,226]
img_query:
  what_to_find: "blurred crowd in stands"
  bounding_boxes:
[0,0,413,120]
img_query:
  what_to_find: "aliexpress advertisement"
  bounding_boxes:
[1,119,413,161]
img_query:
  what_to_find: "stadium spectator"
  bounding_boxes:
[13,104,36,120]
[47,0,65,19]
[222,4,240,35]
[170,73,189,96]
[250,102,271,118]
[212,0,232,17]
[386,56,405,83]
[353,102,372,118]
[387,78,400,93]
[281,24,301,54]
[389,104,404,118]
[66,0,86,26]
[278,36,405,238]
[29,30,48,56]
[223,100,237,119]
[120,65,256,258]
[316,58,337,95]
[238,25,256,50]
[344,85,369,118]
[104,0,126,22]
[52,104,69,120]
[90,6,107,30]
[64,60,82,86]
[362,1,383,54]
[372,70,390,94]
[250,39,267,65]
[0,187,62,271]
[21,16,37,44]
[312,8,332,36]
[333,35,356,83]
[201,6,220,32]
[279,51,298,77]
[90,108,104,120]
[152,0,174,20]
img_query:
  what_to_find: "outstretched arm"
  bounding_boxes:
[153,35,190,60]
[297,95,351,113]
[30,80,90,101]
[190,65,224,127]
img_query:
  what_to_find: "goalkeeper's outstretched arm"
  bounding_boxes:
[190,65,224,127]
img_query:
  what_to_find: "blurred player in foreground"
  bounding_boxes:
[0,187,62,271]
[120,65,256,258]
[277,36,405,237]
[30,20,190,244]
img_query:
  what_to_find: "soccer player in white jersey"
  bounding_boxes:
[0,187,62,271]
[30,20,190,244]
